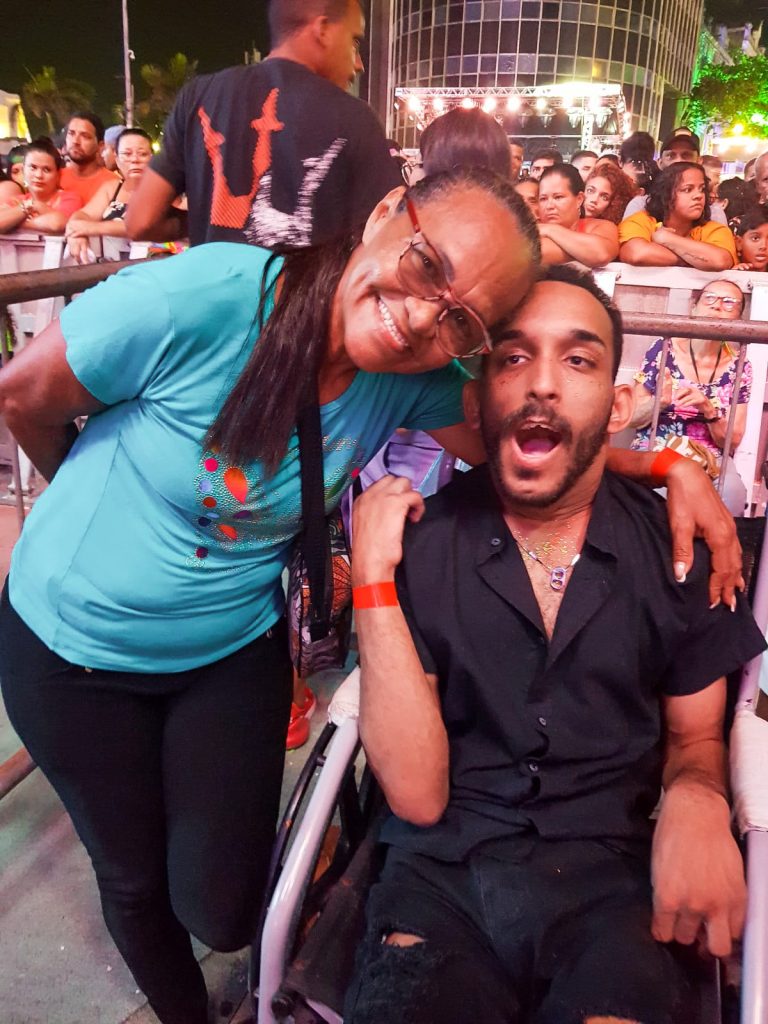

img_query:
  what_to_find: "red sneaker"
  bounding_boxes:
[286,686,317,750]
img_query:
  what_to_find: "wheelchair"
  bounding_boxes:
[251,519,768,1024]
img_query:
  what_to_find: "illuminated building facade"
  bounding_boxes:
[364,1,705,152]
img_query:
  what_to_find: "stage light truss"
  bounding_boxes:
[394,84,631,149]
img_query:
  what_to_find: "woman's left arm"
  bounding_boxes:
[607,447,743,604]
[23,206,69,235]
[539,219,619,267]
[428,418,742,604]
[652,226,733,271]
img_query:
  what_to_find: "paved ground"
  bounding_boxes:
[0,493,347,1024]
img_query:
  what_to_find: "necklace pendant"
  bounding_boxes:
[550,566,568,591]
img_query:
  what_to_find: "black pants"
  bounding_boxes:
[0,588,292,1024]
[345,839,699,1024]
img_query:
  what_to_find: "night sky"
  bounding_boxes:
[2,0,271,129]
[5,1,768,133]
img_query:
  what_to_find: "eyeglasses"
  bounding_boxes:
[699,292,741,311]
[397,198,492,358]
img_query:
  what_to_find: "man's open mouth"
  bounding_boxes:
[513,422,563,458]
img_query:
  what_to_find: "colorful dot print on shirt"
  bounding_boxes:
[189,435,366,566]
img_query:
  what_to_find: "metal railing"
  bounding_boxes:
[620,311,766,497]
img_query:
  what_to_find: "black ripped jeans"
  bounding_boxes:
[0,587,292,1024]
[345,840,701,1024]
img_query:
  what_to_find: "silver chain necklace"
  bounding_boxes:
[514,539,581,592]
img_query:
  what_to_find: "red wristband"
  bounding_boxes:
[352,582,399,609]
[650,447,684,485]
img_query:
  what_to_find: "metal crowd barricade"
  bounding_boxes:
[620,311,768,497]
[0,259,139,804]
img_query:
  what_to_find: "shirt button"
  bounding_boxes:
[538,716,548,728]
[490,537,502,547]
[528,761,540,773]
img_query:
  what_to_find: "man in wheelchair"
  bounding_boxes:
[346,265,766,1024]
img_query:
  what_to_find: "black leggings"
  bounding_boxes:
[0,588,292,1024]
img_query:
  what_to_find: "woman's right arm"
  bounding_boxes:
[0,199,30,234]
[0,320,106,480]
[619,237,680,266]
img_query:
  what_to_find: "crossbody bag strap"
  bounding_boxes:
[296,387,332,642]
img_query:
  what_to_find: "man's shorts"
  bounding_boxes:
[344,834,702,1024]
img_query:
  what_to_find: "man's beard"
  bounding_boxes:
[480,400,611,509]
[67,150,89,165]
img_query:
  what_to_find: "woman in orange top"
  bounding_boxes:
[0,138,81,235]
[618,162,736,270]
[536,163,619,267]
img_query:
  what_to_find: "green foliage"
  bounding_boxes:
[135,53,198,135]
[22,66,96,134]
[684,52,768,136]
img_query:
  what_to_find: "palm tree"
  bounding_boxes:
[22,66,96,134]
[136,53,198,133]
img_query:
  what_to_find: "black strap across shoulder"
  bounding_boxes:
[296,387,332,642]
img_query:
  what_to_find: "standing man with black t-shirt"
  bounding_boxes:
[125,0,403,248]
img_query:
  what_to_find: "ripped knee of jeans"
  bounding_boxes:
[584,1017,640,1024]
[382,930,426,948]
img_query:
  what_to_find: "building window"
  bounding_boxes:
[466,1,482,20]
[540,22,558,53]
[597,6,614,28]
[519,20,539,51]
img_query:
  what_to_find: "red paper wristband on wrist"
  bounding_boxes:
[352,582,399,609]
[650,447,684,485]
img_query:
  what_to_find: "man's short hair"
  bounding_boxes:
[620,131,655,164]
[701,155,723,171]
[571,149,598,163]
[532,147,563,164]
[67,111,105,142]
[268,0,357,44]
[540,264,624,379]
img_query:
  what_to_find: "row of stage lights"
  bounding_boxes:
[402,93,614,127]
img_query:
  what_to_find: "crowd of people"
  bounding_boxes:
[0,2,761,1023]
[0,113,154,261]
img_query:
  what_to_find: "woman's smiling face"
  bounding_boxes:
[331,186,539,375]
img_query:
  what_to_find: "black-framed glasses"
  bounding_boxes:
[700,292,741,311]
[397,199,492,358]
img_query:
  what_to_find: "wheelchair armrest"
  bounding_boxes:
[729,708,768,1024]
[258,714,361,1024]
[328,665,360,726]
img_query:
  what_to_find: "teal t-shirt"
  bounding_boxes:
[10,243,468,673]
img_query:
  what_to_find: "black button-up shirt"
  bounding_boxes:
[381,467,765,861]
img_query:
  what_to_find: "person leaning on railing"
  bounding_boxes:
[0,137,81,236]
[628,279,751,515]
[64,128,154,265]
[536,163,620,268]
[618,162,736,271]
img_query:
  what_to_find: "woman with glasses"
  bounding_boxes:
[629,279,751,513]
[0,167,742,1024]
[536,163,620,268]
[619,162,736,270]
